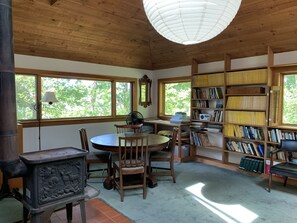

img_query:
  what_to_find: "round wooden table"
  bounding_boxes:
[90,133,169,152]
[90,133,170,189]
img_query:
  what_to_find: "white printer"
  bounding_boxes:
[170,112,190,124]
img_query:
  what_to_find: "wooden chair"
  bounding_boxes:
[114,123,143,134]
[149,127,178,183]
[113,133,148,202]
[79,128,112,179]
[268,139,297,192]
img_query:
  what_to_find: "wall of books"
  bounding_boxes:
[190,48,297,176]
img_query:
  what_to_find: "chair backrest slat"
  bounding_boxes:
[170,127,179,154]
[118,134,148,168]
[79,128,90,152]
[115,124,143,134]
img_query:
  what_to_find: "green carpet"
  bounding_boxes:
[89,162,297,223]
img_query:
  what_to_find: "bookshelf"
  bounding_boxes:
[190,47,297,179]
[190,59,224,159]
[223,68,269,174]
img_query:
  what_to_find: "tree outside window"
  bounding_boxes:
[283,74,297,124]
[158,77,191,117]
[15,74,37,120]
[15,72,135,122]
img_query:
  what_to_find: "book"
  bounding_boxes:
[257,160,264,173]
[257,144,264,157]
[239,157,246,169]
[198,132,211,147]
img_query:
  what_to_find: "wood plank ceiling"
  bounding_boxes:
[12,0,297,70]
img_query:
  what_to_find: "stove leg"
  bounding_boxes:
[66,203,73,222]
[23,206,29,223]
[79,200,86,223]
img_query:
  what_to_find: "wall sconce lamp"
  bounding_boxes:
[35,91,58,150]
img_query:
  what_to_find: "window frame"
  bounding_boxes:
[158,76,191,119]
[16,68,138,127]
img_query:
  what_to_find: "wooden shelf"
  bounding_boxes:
[194,145,222,151]
[224,136,265,144]
[223,149,265,159]
[192,107,224,110]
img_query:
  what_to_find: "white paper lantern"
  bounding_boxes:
[143,0,242,45]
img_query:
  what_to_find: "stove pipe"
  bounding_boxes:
[0,0,27,178]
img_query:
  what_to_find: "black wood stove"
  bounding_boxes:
[20,147,87,222]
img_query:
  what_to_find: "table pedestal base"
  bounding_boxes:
[103,176,113,190]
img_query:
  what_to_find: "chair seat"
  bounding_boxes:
[114,161,145,173]
[270,163,297,178]
[150,151,171,159]
[157,130,172,137]
[87,151,111,161]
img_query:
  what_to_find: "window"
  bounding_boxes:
[42,77,112,119]
[116,82,132,116]
[15,69,137,125]
[158,77,191,117]
[282,74,297,124]
[15,74,37,120]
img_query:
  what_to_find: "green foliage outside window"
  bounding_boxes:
[283,74,297,124]
[116,82,132,116]
[42,77,112,119]
[164,82,191,116]
[15,74,37,120]
[15,74,133,120]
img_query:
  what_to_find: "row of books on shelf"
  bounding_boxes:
[190,131,212,147]
[267,128,297,143]
[213,110,223,122]
[266,145,286,160]
[193,100,223,109]
[225,111,266,126]
[226,96,266,110]
[192,87,223,100]
[224,124,265,140]
[239,157,264,174]
[226,140,264,157]
[191,123,222,132]
[192,73,224,87]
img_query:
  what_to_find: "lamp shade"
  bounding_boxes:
[42,91,58,105]
[143,0,242,45]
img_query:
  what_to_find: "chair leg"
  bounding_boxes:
[108,158,112,176]
[170,159,176,183]
[284,176,288,187]
[120,173,124,202]
[268,173,272,192]
[113,165,116,190]
[79,200,86,223]
[143,172,147,199]
[148,159,152,175]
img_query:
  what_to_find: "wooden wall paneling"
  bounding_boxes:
[11,0,297,70]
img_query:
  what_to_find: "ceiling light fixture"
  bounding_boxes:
[143,0,242,45]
